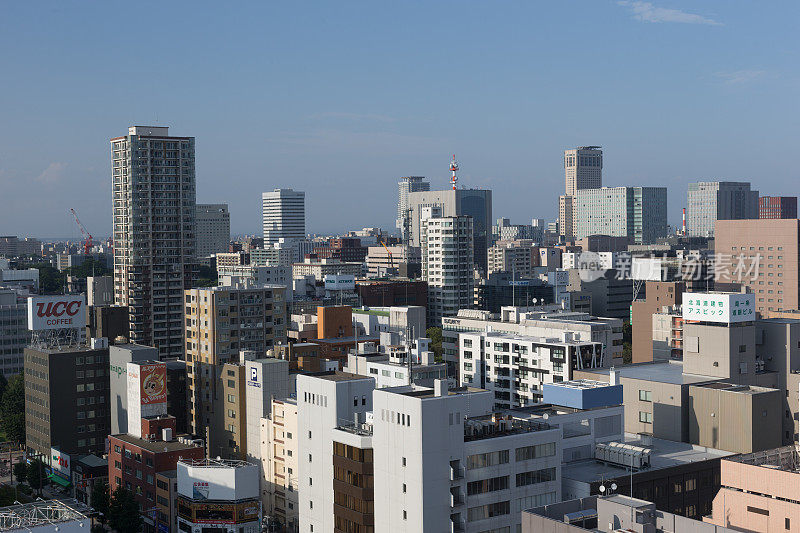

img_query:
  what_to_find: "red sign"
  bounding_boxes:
[27,295,86,330]
[140,364,167,405]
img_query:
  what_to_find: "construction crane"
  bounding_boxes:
[69,208,93,254]
[379,239,395,274]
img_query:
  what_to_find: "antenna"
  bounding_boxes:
[449,155,459,190]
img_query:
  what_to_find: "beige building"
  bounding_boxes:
[715,219,800,315]
[706,446,800,532]
[184,285,287,448]
[558,146,602,239]
[487,239,539,276]
[263,397,299,532]
[558,194,575,240]
[291,257,362,280]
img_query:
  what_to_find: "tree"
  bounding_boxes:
[65,257,111,279]
[0,374,8,405]
[621,320,633,364]
[91,481,110,524]
[426,327,443,362]
[196,264,217,287]
[108,487,142,533]
[26,458,46,493]
[31,263,65,294]
[0,485,17,507]
[0,374,25,444]
[12,461,26,484]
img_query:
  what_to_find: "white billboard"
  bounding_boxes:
[324,274,355,291]
[50,447,70,478]
[177,461,260,502]
[27,295,86,331]
[682,292,755,323]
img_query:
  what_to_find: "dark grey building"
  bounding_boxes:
[24,345,111,458]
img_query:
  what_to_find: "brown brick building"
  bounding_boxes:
[356,279,427,308]
[631,281,685,363]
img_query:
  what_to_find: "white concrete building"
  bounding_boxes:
[297,372,375,533]
[397,176,430,242]
[196,203,230,259]
[252,238,314,267]
[263,397,299,532]
[351,305,426,340]
[218,264,291,291]
[372,382,561,532]
[458,331,605,408]
[421,208,474,326]
[441,308,623,373]
[262,189,305,246]
[176,458,261,533]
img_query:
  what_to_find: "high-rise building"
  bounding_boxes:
[262,189,305,245]
[564,146,603,197]
[715,219,800,315]
[195,203,230,259]
[759,195,797,219]
[184,285,287,453]
[111,126,197,358]
[0,289,28,377]
[420,208,474,327]
[407,188,492,271]
[686,181,759,237]
[397,176,430,242]
[574,186,668,244]
[558,195,575,241]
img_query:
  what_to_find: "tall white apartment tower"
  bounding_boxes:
[421,207,474,330]
[195,203,230,259]
[397,176,430,242]
[560,146,603,239]
[111,126,197,358]
[262,189,306,245]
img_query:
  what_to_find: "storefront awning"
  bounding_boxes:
[47,474,71,488]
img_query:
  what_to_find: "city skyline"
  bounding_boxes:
[1,1,799,238]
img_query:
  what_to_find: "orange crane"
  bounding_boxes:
[379,239,394,272]
[70,208,94,254]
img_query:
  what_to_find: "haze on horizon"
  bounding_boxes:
[0,1,798,239]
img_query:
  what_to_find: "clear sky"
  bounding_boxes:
[1,1,798,239]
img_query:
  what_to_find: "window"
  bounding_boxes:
[515,467,556,487]
[639,411,653,424]
[467,476,509,495]
[467,450,509,469]
[515,443,556,461]
[747,506,769,516]
[639,390,652,402]
[467,501,510,522]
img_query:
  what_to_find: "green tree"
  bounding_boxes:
[621,320,633,364]
[108,487,142,533]
[0,374,8,405]
[0,374,25,444]
[30,263,65,294]
[26,458,46,493]
[12,461,26,484]
[65,257,111,279]
[0,485,17,507]
[196,264,217,287]
[91,481,110,523]
[426,327,443,362]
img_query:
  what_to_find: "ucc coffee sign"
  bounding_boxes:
[27,295,86,331]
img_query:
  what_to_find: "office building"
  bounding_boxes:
[474,273,555,314]
[297,371,375,533]
[108,433,204,533]
[397,176,430,242]
[312,237,367,263]
[175,459,261,533]
[291,257,362,280]
[365,245,421,278]
[421,209,474,326]
[86,276,114,306]
[458,331,606,408]
[686,181,759,237]
[759,195,797,219]
[574,186,668,244]
[196,203,230,260]
[715,219,800,314]
[109,343,159,435]
[442,308,623,378]
[25,344,110,458]
[86,305,129,341]
[184,286,287,446]
[492,218,544,243]
[262,189,305,245]
[263,397,299,531]
[0,267,39,292]
[559,195,576,241]
[111,126,197,358]
[631,281,686,363]
[251,238,314,267]
[487,239,540,276]
[706,445,800,532]
[407,188,492,270]
[217,264,291,291]
[0,288,28,377]
[564,146,603,197]
[356,279,428,308]
[524,494,738,533]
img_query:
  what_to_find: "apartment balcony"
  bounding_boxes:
[450,513,465,533]
[450,487,464,507]
[449,461,464,482]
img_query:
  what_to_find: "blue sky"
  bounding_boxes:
[1,1,797,238]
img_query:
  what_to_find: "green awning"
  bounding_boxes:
[47,474,71,488]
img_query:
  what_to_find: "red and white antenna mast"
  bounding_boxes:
[449,154,459,190]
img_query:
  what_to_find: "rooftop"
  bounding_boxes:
[179,458,255,469]
[310,370,373,382]
[562,433,734,484]
[0,499,90,530]
[578,361,716,385]
[110,433,203,454]
[728,445,800,473]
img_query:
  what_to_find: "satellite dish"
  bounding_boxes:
[611,483,617,491]
[542,413,549,420]
[599,485,606,493]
